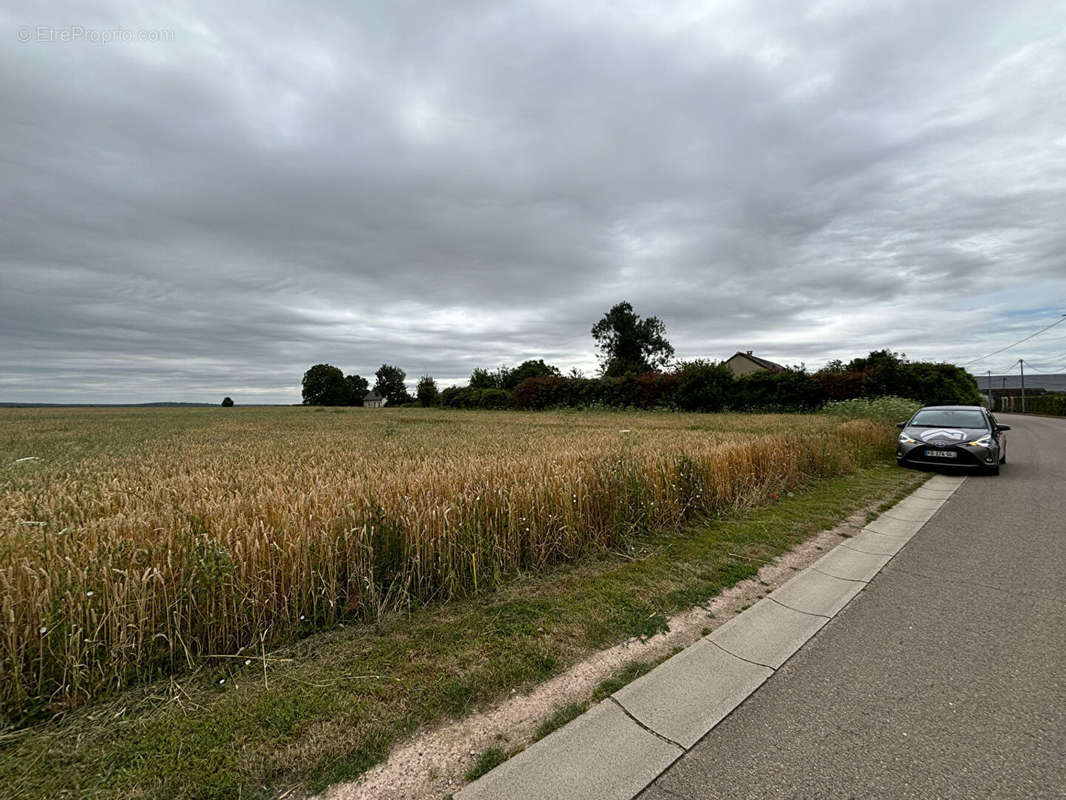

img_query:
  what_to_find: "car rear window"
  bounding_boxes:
[910,409,987,428]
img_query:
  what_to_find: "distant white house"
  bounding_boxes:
[363,390,386,408]
[723,351,787,376]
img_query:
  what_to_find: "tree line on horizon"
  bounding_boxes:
[301,363,414,406]
[300,302,671,406]
[300,302,981,410]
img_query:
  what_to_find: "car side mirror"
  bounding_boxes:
[896,422,906,428]
[997,424,1011,431]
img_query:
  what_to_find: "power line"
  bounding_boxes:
[963,315,1066,369]
[980,358,1024,375]
[1021,348,1066,371]
[982,353,1066,374]
[1022,360,1066,374]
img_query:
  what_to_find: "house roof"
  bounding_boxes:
[727,351,787,372]
[364,390,383,400]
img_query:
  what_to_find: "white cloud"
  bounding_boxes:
[1,0,1064,402]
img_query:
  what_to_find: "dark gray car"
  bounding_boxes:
[896,405,1009,475]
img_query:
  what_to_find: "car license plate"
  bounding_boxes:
[924,449,957,458]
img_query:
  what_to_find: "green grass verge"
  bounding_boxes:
[532,702,588,743]
[465,747,509,782]
[0,463,926,800]
[527,657,662,747]
[591,660,659,702]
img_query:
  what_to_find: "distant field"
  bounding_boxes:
[0,406,892,722]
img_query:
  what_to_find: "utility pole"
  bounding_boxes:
[1019,359,1026,413]
[987,369,993,409]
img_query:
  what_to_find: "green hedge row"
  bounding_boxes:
[510,369,826,412]
[818,362,982,406]
[439,386,512,409]
[438,360,980,413]
[509,361,980,412]
[512,373,680,410]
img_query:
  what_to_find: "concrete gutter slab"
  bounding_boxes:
[912,486,956,500]
[840,530,910,557]
[926,474,966,489]
[613,641,772,748]
[812,546,892,582]
[767,567,864,617]
[455,699,681,800]
[708,597,828,669]
[892,497,944,516]
[881,506,937,523]
[864,514,922,538]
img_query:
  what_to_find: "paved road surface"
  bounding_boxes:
[641,412,1066,799]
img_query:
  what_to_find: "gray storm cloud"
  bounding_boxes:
[2,0,1065,402]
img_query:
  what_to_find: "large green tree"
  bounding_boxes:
[469,360,561,390]
[591,301,674,377]
[416,375,439,407]
[469,367,501,390]
[345,374,369,406]
[504,359,561,389]
[375,364,410,405]
[846,349,907,397]
[302,364,349,405]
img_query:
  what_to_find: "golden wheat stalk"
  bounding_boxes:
[0,407,888,720]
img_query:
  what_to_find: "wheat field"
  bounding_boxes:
[0,406,891,722]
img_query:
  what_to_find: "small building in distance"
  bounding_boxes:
[363,390,387,408]
[723,351,787,376]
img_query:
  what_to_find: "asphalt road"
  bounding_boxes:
[641,412,1066,799]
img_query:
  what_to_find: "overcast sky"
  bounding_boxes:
[3,1,1065,403]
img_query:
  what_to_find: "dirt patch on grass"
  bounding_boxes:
[318,506,872,800]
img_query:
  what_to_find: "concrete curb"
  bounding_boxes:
[457,474,966,800]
